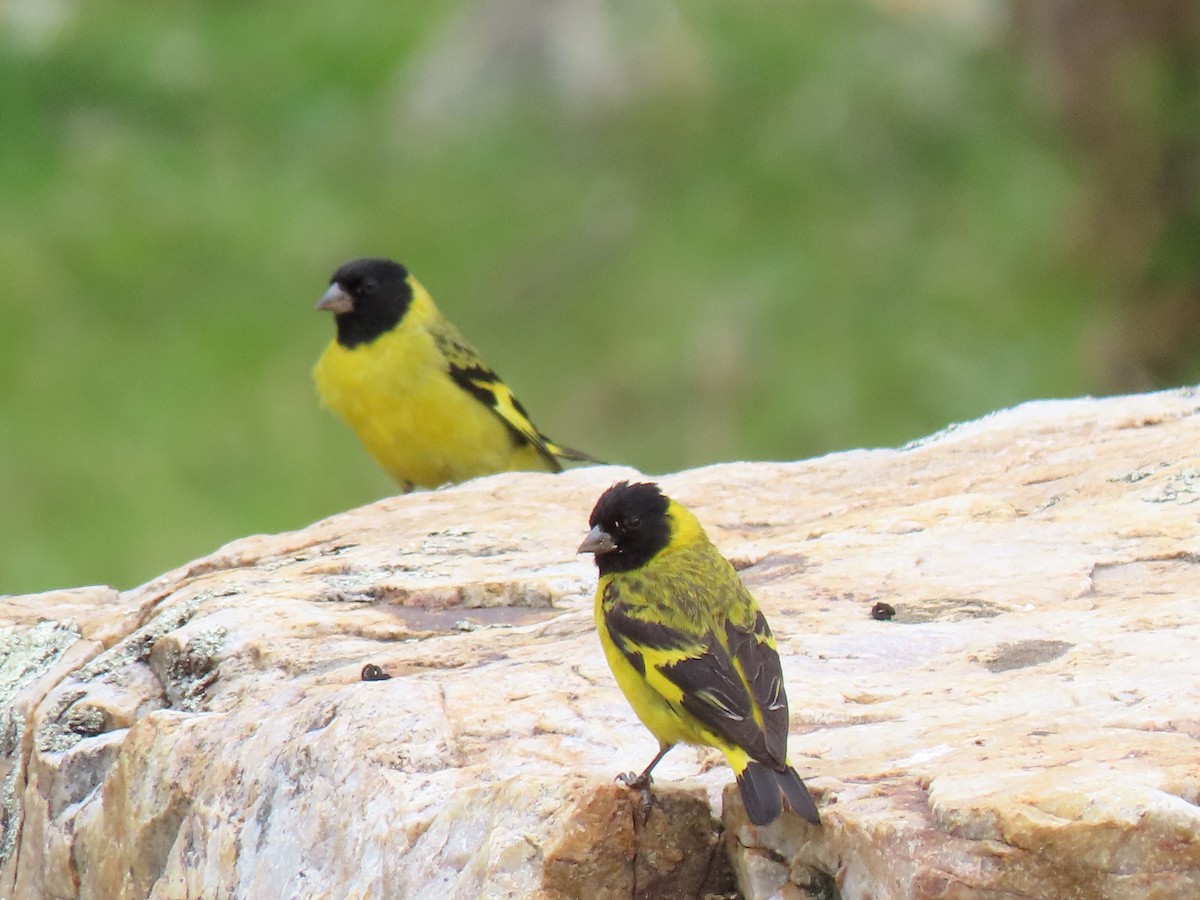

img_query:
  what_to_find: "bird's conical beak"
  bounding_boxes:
[316,283,354,315]
[578,525,617,555]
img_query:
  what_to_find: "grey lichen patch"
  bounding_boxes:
[30,596,215,756]
[317,566,451,603]
[34,688,93,754]
[895,597,1012,623]
[149,626,228,712]
[416,527,525,559]
[317,589,379,604]
[76,593,207,682]
[0,755,19,867]
[2,623,82,748]
[339,579,561,612]
[1108,464,1169,484]
[0,620,82,868]
[0,620,82,711]
[256,555,299,572]
[64,703,108,738]
[318,573,395,604]
[1142,468,1200,505]
[418,526,476,553]
[460,581,556,609]
[983,640,1073,673]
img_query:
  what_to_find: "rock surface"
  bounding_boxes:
[3,387,1200,899]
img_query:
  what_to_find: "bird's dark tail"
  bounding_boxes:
[545,439,606,466]
[736,762,821,827]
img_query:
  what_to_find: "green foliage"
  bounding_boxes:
[1,1,1109,593]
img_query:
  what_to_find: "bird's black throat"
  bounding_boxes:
[329,258,414,349]
[595,540,667,575]
[334,300,406,348]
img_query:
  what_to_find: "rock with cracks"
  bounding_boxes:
[3,387,1200,899]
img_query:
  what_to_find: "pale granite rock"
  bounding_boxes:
[2,388,1199,899]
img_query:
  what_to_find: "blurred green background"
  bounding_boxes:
[2,0,1198,594]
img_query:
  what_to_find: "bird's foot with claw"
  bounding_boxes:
[616,772,655,825]
[616,770,653,790]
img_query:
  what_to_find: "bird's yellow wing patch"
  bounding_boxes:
[429,319,563,471]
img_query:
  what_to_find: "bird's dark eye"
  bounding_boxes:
[626,515,640,530]
[362,278,378,294]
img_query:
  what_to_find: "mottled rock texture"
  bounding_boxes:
[2,388,1199,899]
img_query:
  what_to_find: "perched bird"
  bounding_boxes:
[313,258,598,490]
[578,481,821,827]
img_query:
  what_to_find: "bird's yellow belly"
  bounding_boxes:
[314,337,548,488]
[595,605,709,749]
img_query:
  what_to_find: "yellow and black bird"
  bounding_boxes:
[578,481,821,827]
[313,258,598,491]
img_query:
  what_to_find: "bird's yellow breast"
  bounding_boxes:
[313,297,548,489]
[594,592,700,748]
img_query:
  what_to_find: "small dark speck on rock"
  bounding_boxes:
[361,664,391,682]
[871,602,897,621]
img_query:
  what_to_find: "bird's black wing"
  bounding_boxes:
[657,616,786,767]
[603,581,786,767]
[721,609,791,766]
[430,319,562,470]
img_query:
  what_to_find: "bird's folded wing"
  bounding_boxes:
[431,322,562,470]
[604,594,789,767]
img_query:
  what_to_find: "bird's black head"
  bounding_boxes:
[317,258,413,349]
[579,481,672,575]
